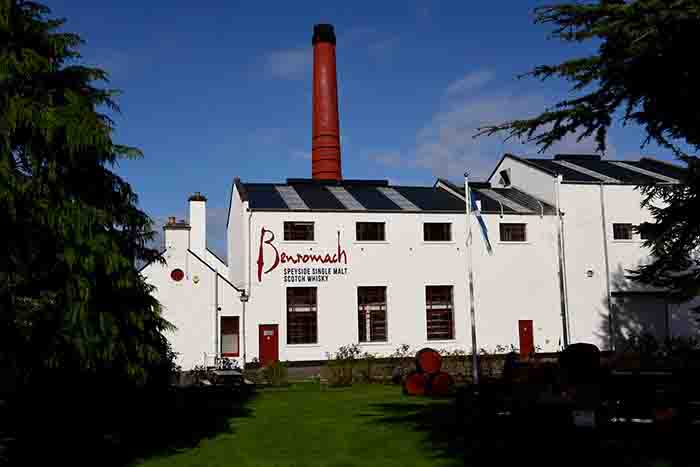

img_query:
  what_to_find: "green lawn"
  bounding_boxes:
[131,381,694,467]
[135,383,462,467]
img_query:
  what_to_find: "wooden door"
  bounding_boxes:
[259,324,279,366]
[518,320,534,358]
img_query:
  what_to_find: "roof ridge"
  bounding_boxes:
[640,156,686,169]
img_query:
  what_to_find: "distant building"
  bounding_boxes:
[140,25,698,370]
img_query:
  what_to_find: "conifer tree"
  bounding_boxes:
[1,0,173,387]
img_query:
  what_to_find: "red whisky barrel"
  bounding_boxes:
[415,348,442,374]
[403,371,427,396]
[427,371,454,396]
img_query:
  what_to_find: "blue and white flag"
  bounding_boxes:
[469,189,493,255]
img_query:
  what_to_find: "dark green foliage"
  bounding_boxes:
[478,1,700,304]
[0,0,173,389]
[632,165,700,302]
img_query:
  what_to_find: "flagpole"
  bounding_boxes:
[465,172,480,390]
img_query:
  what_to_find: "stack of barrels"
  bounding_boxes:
[403,348,454,396]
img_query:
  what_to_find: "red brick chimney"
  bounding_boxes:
[311,24,342,181]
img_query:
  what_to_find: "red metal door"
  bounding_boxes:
[259,324,279,366]
[518,320,534,358]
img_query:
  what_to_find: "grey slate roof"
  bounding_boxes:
[238,178,555,215]
[436,179,557,215]
[515,154,685,185]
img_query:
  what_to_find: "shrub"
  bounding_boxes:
[332,343,363,361]
[355,352,377,383]
[262,360,288,387]
[390,344,412,360]
[324,344,363,387]
[383,344,413,384]
[190,365,211,386]
[439,348,467,376]
[615,333,700,369]
[324,365,353,387]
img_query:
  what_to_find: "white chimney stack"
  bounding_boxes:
[188,192,207,253]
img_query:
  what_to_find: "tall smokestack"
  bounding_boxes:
[312,24,342,181]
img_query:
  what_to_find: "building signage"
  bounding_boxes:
[257,227,348,283]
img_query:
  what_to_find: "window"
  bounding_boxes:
[426,286,454,340]
[356,222,386,241]
[498,169,511,187]
[500,223,527,242]
[284,222,314,241]
[424,223,451,241]
[220,317,239,356]
[613,223,633,240]
[287,287,317,344]
[358,287,387,342]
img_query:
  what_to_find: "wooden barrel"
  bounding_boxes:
[427,371,454,396]
[403,371,427,396]
[415,348,442,374]
[559,343,600,385]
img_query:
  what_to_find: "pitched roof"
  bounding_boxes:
[237,176,558,215]
[518,154,685,185]
[435,178,556,215]
[238,179,472,213]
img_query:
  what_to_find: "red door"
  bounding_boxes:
[518,320,534,358]
[259,324,279,366]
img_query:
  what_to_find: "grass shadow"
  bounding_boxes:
[5,384,255,466]
[369,398,465,465]
[371,388,700,467]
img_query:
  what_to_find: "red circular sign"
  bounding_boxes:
[171,268,184,282]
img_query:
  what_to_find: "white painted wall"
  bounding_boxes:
[144,170,699,369]
[227,185,247,289]
[142,223,242,370]
[603,185,655,289]
[188,196,229,277]
[558,184,610,348]
[489,156,557,205]
[189,199,206,253]
[204,250,229,276]
[229,208,563,363]
[557,183,697,348]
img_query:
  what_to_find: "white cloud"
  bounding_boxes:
[547,130,616,159]
[262,46,311,80]
[410,71,616,181]
[415,92,548,179]
[445,70,494,96]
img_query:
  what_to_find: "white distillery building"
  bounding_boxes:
[140,24,698,370]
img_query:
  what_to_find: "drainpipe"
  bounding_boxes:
[599,183,614,351]
[554,175,571,348]
[242,208,253,367]
[214,269,219,364]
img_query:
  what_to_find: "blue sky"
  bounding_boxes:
[48,0,677,257]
